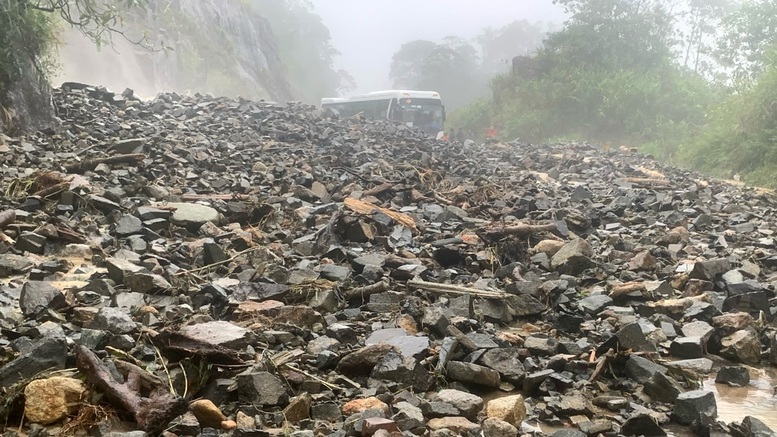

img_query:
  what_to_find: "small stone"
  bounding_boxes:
[92,307,136,334]
[427,417,481,434]
[550,238,594,275]
[169,203,221,228]
[189,399,227,429]
[115,215,143,236]
[434,389,484,420]
[446,361,500,387]
[283,393,312,422]
[644,371,684,403]
[237,372,287,406]
[485,395,526,427]
[342,397,390,416]
[482,417,518,437]
[362,418,401,436]
[625,355,668,384]
[578,294,613,315]
[478,348,526,384]
[179,321,251,349]
[715,365,750,387]
[337,343,394,376]
[20,281,67,316]
[24,377,86,424]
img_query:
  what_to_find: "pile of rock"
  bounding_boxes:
[0,83,775,437]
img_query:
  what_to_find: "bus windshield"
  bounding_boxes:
[395,98,444,135]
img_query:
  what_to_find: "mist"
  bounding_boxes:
[311,0,566,94]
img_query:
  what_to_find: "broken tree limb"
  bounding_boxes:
[344,197,418,233]
[588,348,616,383]
[181,193,254,201]
[75,345,187,435]
[406,278,508,300]
[483,221,566,240]
[32,182,69,198]
[0,210,15,229]
[65,153,145,173]
[150,331,245,366]
[609,281,648,298]
[341,280,389,300]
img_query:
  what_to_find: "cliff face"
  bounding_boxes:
[0,60,54,135]
[54,0,294,102]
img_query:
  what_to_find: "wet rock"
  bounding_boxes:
[644,371,684,403]
[20,281,67,316]
[715,365,750,387]
[625,355,668,384]
[621,414,666,436]
[720,328,761,364]
[24,377,86,424]
[674,390,717,426]
[741,416,777,437]
[485,395,526,427]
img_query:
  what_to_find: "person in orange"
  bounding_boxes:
[485,124,498,143]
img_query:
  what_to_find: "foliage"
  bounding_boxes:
[477,20,550,78]
[0,1,57,88]
[716,0,777,84]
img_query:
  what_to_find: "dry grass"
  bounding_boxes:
[59,403,118,437]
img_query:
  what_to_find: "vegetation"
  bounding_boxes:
[448,0,777,188]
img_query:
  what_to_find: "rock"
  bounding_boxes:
[124,272,172,293]
[337,343,395,376]
[92,307,136,334]
[720,328,762,364]
[690,258,731,281]
[621,414,666,436]
[625,355,668,384]
[712,312,755,334]
[24,377,86,424]
[310,403,342,422]
[485,395,526,427]
[189,399,227,429]
[362,418,401,436]
[579,294,613,315]
[715,365,750,387]
[482,417,518,437]
[548,430,586,437]
[365,329,429,358]
[665,358,714,374]
[237,371,287,406]
[20,281,67,316]
[674,390,717,426]
[179,321,251,349]
[523,335,558,355]
[115,215,143,236]
[669,336,705,359]
[0,334,68,388]
[0,253,35,277]
[478,348,526,384]
[168,203,221,228]
[629,250,657,271]
[644,371,684,403]
[550,238,594,275]
[320,264,350,282]
[446,361,501,387]
[742,416,777,437]
[342,397,390,415]
[283,393,312,422]
[392,401,425,432]
[434,389,484,420]
[427,417,481,435]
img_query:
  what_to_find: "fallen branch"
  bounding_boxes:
[149,331,245,366]
[406,278,508,300]
[181,193,254,201]
[364,182,396,197]
[0,210,15,229]
[75,345,187,435]
[65,153,145,173]
[344,197,417,233]
[341,280,389,300]
[174,245,264,276]
[32,182,69,198]
[483,222,563,240]
[446,325,479,352]
[609,282,648,298]
[588,348,616,383]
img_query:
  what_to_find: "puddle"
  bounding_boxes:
[704,366,777,430]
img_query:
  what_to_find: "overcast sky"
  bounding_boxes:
[311,0,566,94]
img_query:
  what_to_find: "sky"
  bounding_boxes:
[311,0,566,94]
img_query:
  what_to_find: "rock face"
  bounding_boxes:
[24,377,86,424]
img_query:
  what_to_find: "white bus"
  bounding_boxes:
[321,90,446,136]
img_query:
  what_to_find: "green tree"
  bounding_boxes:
[716,0,777,83]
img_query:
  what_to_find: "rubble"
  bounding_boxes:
[0,82,776,436]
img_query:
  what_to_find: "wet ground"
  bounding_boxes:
[705,366,777,430]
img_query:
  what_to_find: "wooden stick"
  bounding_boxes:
[341,280,389,300]
[407,278,508,299]
[32,182,69,198]
[609,282,647,298]
[75,345,187,434]
[65,153,145,173]
[483,222,561,239]
[588,348,615,383]
[446,325,479,352]
[180,193,254,201]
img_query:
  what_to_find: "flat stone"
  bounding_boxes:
[168,203,221,227]
[665,358,713,374]
[446,361,500,387]
[179,321,251,349]
[478,348,526,384]
[320,264,350,282]
[625,355,668,384]
[342,397,390,415]
[579,294,613,315]
[115,215,143,236]
[690,258,731,281]
[92,307,136,334]
[0,254,35,277]
[434,389,484,420]
[337,343,395,376]
[365,330,429,359]
[427,417,481,434]
[0,333,67,388]
[237,371,287,406]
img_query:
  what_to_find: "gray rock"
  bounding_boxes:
[625,355,668,384]
[669,336,705,359]
[715,365,750,387]
[92,307,136,334]
[579,294,613,315]
[310,403,342,422]
[742,416,777,437]
[115,215,143,236]
[690,258,731,281]
[478,348,526,384]
[665,358,714,374]
[482,417,518,437]
[19,281,67,316]
[105,257,145,284]
[644,371,684,403]
[523,369,555,394]
[0,254,35,277]
[179,321,251,349]
[446,361,501,387]
[621,414,666,436]
[615,321,658,353]
[320,264,350,282]
[237,371,288,406]
[550,238,594,275]
[434,389,484,420]
[506,293,547,317]
[123,272,171,294]
[392,401,425,432]
[675,390,717,427]
[16,232,46,254]
[523,335,558,356]
[0,333,67,388]
[365,329,429,359]
[548,430,586,437]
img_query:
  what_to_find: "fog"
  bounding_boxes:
[310,0,565,94]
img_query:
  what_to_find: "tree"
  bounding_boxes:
[716,0,777,83]
[389,40,439,89]
[477,20,549,77]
